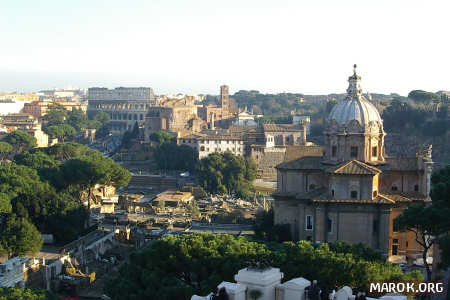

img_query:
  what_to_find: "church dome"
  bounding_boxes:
[328,65,382,128]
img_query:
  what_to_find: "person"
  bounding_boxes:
[211,287,229,300]
[321,287,329,300]
[329,287,336,300]
[306,280,321,300]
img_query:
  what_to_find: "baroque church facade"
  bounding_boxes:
[273,66,433,259]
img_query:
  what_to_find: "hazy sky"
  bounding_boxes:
[1,0,449,95]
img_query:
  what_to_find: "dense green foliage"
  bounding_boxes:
[91,111,111,137]
[45,104,68,126]
[150,131,176,144]
[121,122,140,149]
[44,124,76,142]
[104,234,422,300]
[382,100,449,137]
[61,153,131,209]
[0,162,86,242]
[430,166,450,269]
[254,208,292,242]
[197,152,257,199]
[0,215,43,258]
[232,90,306,115]
[0,142,12,162]
[0,193,12,213]
[0,141,130,245]
[0,287,59,300]
[154,143,198,172]
[395,165,450,279]
[3,130,37,153]
[408,90,441,104]
[44,142,98,161]
[45,105,108,136]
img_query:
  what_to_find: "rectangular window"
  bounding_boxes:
[350,190,358,199]
[306,215,313,231]
[372,146,377,157]
[393,219,400,233]
[373,219,379,234]
[327,217,333,234]
[350,146,358,158]
[332,146,337,157]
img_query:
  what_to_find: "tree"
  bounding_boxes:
[121,122,140,149]
[14,151,59,170]
[45,142,97,161]
[61,155,130,210]
[150,131,175,145]
[0,214,43,258]
[91,111,111,137]
[45,104,68,126]
[254,208,292,242]
[3,130,37,153]
[0,162,87,243]
[0,142,12,161]
[67,108,89,131]
[44,124,76,142]
[395,204,450,280]
[14,151,60,184]
[104,234,422,300]
[0,193,12,214]
[154,143,198,172]
[430,165,450,269]
[197,152,255,199]
[408,90,440,104]
[92,111,111,126]
[0,287,59,300]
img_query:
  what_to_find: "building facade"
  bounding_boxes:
[144,96,204,141]
[197,85,234,128]
[87,87,156,132]
[24,100,87,118]
[177,133,245,159]
[273,66,432,259]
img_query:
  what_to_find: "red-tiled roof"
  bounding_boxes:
[329,160,381,175]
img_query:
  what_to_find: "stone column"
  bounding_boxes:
[234,267,283,300]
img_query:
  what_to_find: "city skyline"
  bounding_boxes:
[1,0,449,95]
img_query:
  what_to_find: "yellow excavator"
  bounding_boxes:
[64,260,96,283]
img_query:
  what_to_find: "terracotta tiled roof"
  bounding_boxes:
[284,145,324,162]
[275,187,394,204]
[276,156,324,170]
[312,197,394,204]
[379,157,419,171]
[263,123,303,132]
[329,160,381,175]
[379,192,429,203]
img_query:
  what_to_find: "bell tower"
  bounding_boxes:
[220,85,230,113]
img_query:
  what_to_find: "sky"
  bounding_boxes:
[0,0,449,95]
